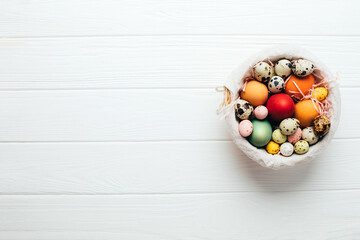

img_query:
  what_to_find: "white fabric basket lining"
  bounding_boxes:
[222,45,341,170]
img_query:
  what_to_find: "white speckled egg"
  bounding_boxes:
[280,142,294,157]
[294,140,309,154]
[268,76,285,93]
[291,59,314,77]
[234,99,253,120]
[272,129,287,144]
[280,118,300,136]
[302,127,319,145]
[254,62,274,83]
[275,59,292,78]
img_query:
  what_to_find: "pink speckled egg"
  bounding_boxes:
[288,127,302,144]
[238,120,253,137]
[254,105,268,120]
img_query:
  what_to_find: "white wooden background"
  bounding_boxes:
[0,1,359,239]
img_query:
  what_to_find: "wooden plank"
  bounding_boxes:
[0,192,359,239]
[0,139,358,194]
[0,88,355,141]
[0,0,359,36]
[0,36,358,89]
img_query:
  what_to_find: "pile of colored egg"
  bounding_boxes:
[235,58,331,157]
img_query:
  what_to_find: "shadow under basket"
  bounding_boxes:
[217,45,341,170]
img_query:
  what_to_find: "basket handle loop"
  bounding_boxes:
[216,86,232,115]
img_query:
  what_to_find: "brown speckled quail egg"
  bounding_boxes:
[280,118,300,136]
[275,59,292,78]
[313,115,331,137]
[254,62,274,83]
[294,140,309,154]
[272,129,287,144]
[280,142,294,157]
[291,59,314,77]
[302,127,319,145]
[268,76,285,93]
[234,99,254,120]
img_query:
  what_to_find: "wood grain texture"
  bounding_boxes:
[0,139,358,194]
[0,88,355,141]
[0,0,359,37]
[0,0,359,238]
[0,192,359,240]
[0,36,358,89]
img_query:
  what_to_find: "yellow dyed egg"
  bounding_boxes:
[266,141,280,154]
[312,87,328,101]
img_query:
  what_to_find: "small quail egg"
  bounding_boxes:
[294,140,309,154]
[291,59,314,77]
[302,126,319,145]
[234,99,253,120]
[268,76,285,93]
[288,128,302,144]
[280,142,294,157]
[272,129,287,144]
[275,59,292,78]
[312,87,328,101]
[266,141,280,154]
[280,118,300,136]
[238,120,253,137]
[254,105,268,120]
[313,115,331,137]
[254,62,274,83]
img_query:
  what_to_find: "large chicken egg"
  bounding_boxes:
[248,119,272,147]
[240,81,269,107]
[294,100,320,127]
[266,93,295,122]
[285,74,315,99]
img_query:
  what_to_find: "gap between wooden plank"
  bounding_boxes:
[0,188,359,196]
[0,139,358,194]
[0,35,359,89]
[0,137,357,144]
[0,88,355,141]
[3,33,360,39]
[0,86,356,91]
[0,191,359,240]
[0,0,358,37]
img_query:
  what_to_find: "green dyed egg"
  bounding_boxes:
[248,119,272,147]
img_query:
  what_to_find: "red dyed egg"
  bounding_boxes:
[266,93,295,122]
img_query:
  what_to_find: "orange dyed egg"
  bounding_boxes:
[294,100,320,127]
[240,81,268,107]
[285,74,315,99]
